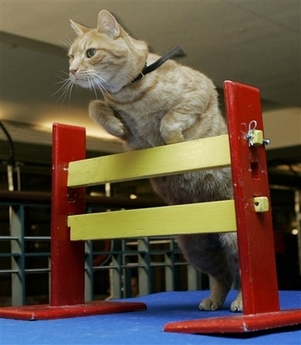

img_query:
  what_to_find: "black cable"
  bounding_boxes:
[0,120,15,165]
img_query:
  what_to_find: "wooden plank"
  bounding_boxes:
[68,134,230,188]
[69,200,236,241]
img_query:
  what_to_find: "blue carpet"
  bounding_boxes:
[1,290,300,345]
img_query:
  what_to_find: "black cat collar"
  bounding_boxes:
[131,45,182,83]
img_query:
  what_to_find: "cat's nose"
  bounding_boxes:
[69,68,78,75]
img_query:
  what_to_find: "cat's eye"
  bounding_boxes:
[86,48,97,58]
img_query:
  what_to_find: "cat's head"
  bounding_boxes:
[68,10,148,93]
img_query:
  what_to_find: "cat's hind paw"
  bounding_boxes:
[199,298,222,311]
[230,289,243,312]
[230,297,243,312]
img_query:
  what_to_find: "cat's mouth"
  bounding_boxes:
[69,72,88,88]
[69,70,113,94]
[70,76,90,89]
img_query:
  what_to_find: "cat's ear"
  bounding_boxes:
[97,10,120,39]
[70,20,89,36]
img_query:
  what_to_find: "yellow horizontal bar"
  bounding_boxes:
[69,199,236,241]
[68,134,230,188]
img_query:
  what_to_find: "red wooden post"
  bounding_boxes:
[50,123,86,306]
[225,80,279,314]
[164,81,301,333]
[0,123,145,320]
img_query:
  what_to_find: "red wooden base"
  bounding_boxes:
[0,301,146,321]
[164,309,301,334]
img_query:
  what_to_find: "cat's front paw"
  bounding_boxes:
[89,100,125,138]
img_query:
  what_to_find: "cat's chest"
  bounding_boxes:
[114,104,166,148]
[106,91,168,148]
[110,100,166,131]
[119,107,165,133]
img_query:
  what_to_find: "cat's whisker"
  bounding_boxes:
[52,78,70,96]
[56,86,70,105]
[87,76,99,100]
[60,70,70,77]
[55,76,70,85]
[92,69,114,93]
[53,76,74,105]
[90,75,107,97]
[93,74,113,94]
[84,70,109,97]
[60,35,73,49]
[93,79,107,98]
[67,81,75,104]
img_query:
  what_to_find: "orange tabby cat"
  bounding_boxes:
[68,10,242,312]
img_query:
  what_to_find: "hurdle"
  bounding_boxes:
[0,81,300,333]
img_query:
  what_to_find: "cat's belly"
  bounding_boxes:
[176,233,227,273]
[150,168,233,205]
[150,168,237,275]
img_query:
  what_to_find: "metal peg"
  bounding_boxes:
[253,196,269,212]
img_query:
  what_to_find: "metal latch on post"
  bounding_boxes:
[245,120,270,147]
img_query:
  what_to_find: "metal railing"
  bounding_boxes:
[0,191,203,306]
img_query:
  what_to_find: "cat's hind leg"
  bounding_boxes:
[200,276,242,312]
[89,100,126,138]
[199,273,232,311]
[177,233,233,311]
[159,111,198,144]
